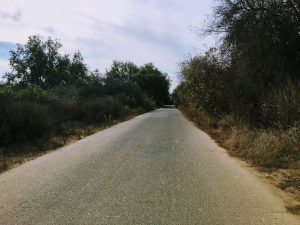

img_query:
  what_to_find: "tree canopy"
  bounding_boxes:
[5,35,89,89]
[105,61,170,106]
[1,35,172,151]
[174,0,300,128]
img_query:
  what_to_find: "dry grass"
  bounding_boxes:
[226,128,300,168]
[181,105,300,168]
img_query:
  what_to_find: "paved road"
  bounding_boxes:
[0,109,298,225]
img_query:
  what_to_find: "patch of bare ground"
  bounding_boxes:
[260,168,300,214]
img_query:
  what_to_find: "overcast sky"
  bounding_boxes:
[0,0,218,89]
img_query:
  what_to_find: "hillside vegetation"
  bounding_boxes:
[174,0,299,169]
[0,35,170,171]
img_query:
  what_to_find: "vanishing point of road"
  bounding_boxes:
[0,108,298,225]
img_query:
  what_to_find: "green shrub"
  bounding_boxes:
[15,85,47,102]
[262,80,300,129]
[0,101,53,146]
[48,84,79,101]
[72,99,106,123]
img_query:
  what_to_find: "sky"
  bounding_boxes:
[0,0,218,90]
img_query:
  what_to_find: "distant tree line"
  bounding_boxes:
[0,35,170,148]
[173,0,300,129]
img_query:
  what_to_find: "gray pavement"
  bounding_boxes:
[0,108,298,225]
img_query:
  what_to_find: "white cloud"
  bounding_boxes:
[0,0,217,90]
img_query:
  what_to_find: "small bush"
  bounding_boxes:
[72,99,106,123]
[0,101,53,146]
[48,84,80,101]
[15,85,47,102]
[262,81,300,129]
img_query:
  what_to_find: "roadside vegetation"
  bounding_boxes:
[0,35,170,171]
[173,0,300,207]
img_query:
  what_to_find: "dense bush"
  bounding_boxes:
[173,0,300,168]
[174,0,300,129]
[105,61,171,106]
[72,97,126,123]
[0,101,52,146]
[0,36,168,151]
[261,81,300,129]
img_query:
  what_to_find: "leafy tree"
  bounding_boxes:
[69,51,89,85]
[179,49,230,115]
[211,0,300,124]
[212,0,300,84]
[5,35,89,88]
[176,0,300,128]
[105,61,170,106]
[137,63,170,106]
[0,35,168,153]
[106,60,139,82]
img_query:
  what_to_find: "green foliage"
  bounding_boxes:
[72,97,113,123]
[0,36,170,150]
[69,52,89,86]
[214,0,300,82]
[176,0,300,169]
[105,61,171,106]
[261,80,300,129]
[4,35,89,88]
[136,63,170,106]
[178,49,230,115]
[15,85,47,102]
[175,0,300,128]
[0,101,52,146]
[48,84,80,101]
[79,77,104,99]
[0,85,14,103]
[106,60,139,82]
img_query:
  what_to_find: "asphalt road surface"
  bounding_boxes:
[0,108,298,225]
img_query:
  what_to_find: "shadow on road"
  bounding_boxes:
[162,105,175,109]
